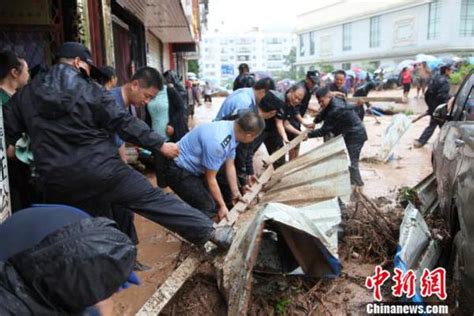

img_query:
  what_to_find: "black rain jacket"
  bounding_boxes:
[3,64,166,197]
[309,97,368,144]
[0,217,136,315]
[424,73,451,114]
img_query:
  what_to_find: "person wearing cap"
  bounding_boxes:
[3,42,233,250]
[297,70,320,117]
[215,78,285,188]
[233,63,256,91]
[164,111,265,221]
[0,205,138,315]
[414,64,453,148]
[308,86,368,187]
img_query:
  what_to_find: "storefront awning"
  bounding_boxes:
[146,0,195,43]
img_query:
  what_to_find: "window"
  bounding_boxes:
[428,0,441,39]
[370,16,381,47]
[310,31,316,55]
[343,23,352,51]
[460,0,474,37]
[342,62,351,70]
[299,34,305,56]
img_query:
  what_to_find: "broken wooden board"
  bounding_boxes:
[346,96,404,103]
[136,255,202,316]
[135,166,276,315]
[263,129,310,166]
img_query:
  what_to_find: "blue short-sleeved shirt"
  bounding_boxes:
[214,88,256,121]
[110,87,126,147]
[175,121,238,175]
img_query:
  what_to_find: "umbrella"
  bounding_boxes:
[396,60,416,72]
[345,70,356,77]
[427,59,443,70]
[415,54,437,63]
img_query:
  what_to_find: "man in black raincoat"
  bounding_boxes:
[3,42,232,249]
[414,64,453,148]
[0,205,137,315]
[308,87,368,187]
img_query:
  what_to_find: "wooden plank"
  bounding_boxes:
[346,96,404,103]
[263,129,309,166]
[136,255,202,316]
[136,165,275,315]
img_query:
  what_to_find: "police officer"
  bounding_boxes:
[216,77,277,121]
[215,79,285,188]
[3,42,232,249]
[414,64,453,148]
[297,70,320,117]
[233,63,256,91]
[165,111,265,221]
[308,87,368,187]
[329,70,349,96]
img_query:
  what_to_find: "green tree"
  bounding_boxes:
[188,59,199,75]
[284,47,298,80]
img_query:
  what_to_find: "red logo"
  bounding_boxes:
[392,268,416,298]
[366,265,391,301]
[420,267,447,300]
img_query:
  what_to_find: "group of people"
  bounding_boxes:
[399,61,432,101]
[0,42,238,314]
[0,43,378,313]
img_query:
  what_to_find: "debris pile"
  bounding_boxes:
[341,192,403,265]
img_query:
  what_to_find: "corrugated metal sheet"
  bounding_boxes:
[223,199,343,315]
[261,136,352,206]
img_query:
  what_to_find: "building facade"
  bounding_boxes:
[199,30,293,84]
[295,0,474,71]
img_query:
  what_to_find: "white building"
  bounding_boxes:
[295,0,474,71]
[199,30,294,84]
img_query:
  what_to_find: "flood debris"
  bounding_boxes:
[221,200,343,315]
[376,113,412,162]
[342,192,403,265]
[137,136,352,315]
[394,203,443,303]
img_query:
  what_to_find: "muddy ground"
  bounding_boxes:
[112,88,444,315]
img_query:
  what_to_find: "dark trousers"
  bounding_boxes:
[43,166,214,245]
[346,140,365,186]
[418,116,441,145]
[8,159,34,212]
[112,206,139,245]
[165,161,233,218]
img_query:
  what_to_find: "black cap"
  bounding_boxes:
[259,90,285,112]
[306,70,320,84]
[56,42,101,79]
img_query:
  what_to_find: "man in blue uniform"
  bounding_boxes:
[165,111,265,221]
[215,78,285,187]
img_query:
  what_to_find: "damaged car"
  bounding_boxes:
[432,70,474,312]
